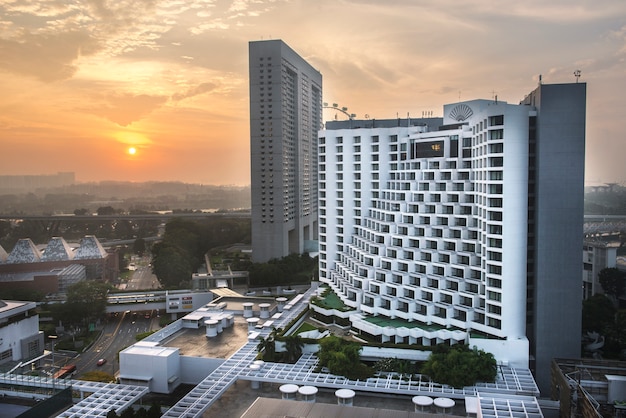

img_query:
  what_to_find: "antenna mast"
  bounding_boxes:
[574,70,581,83]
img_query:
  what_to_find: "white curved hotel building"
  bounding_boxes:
[317,82,586,392]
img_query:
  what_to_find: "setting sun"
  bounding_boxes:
[128,147,137,155]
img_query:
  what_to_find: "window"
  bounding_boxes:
[487,291,502,301]
[488,264,502,274]
[488,278,502,288]
[488,225,503,235]
[488,238,503,248]
[488,251,502,261]
[488,317,502,329]
[488,304,502,315]
[489,211,503,221]
[489,129,504,140]
[489,115,504,126]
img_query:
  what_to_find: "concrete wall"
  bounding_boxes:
[180,356,225,385]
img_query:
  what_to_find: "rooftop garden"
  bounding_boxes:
[363,315,465,333]
[310,287,355,312]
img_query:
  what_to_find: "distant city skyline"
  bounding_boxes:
[1,1,624,186]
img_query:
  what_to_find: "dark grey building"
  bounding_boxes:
[521,82,586,393]
[249,40,322,262]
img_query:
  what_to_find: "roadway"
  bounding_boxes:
[65,263,164,378]
[125,264,159,291]
[74,310,158,377]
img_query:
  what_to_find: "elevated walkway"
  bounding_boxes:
[0,374,148,417]
[161,288,315,417]
[162,287,540,418]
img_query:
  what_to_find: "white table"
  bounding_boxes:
[279,383,299,400]
[336,388,355,406]
[434,397,455,413]
[412,395,434,412]
[298,385,318,402]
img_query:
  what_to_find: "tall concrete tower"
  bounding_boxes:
[249,40,322,262]
[521,82,586,392]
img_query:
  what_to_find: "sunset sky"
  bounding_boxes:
[1,0,625,186]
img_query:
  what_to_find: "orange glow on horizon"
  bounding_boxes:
[114,131,151,146]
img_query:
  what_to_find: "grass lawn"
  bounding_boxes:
[295,322,318,334]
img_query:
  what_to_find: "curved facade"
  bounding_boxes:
[318,83,586,392]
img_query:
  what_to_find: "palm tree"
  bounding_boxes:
[256,336,275,361]
[282,334,304,363]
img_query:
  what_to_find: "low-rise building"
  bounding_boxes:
[0,236,118,295]
[0,299,44,367]
[582,238,619,300]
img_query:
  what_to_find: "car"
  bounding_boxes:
[97,358,107,367]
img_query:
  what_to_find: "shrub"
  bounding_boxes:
[316,335,373,380]
[421,344,497,388]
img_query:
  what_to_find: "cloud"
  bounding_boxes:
[82,93,168,126]
[341,0,626,23]
[0,30,100,81]
[171,82,219,101]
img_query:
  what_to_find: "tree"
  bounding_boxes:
[63,281,112,326]
[374,358,415,375]
[257,335,276,362]
[133,238,146,256]
[281,334,304,363]
[599,267,626,302]
[147,403,162,418]
[147,217,251,288]
[582,293,616,333]
[120,408,136,418]
[317,335,372,380]
[74,208,89,216]
[97,206,117,216]
[421,344,497,388]
[602,309,626,359]
[248,253,319,287]
[151,242,192,288]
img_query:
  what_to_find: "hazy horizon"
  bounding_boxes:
[1,1,625,187]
